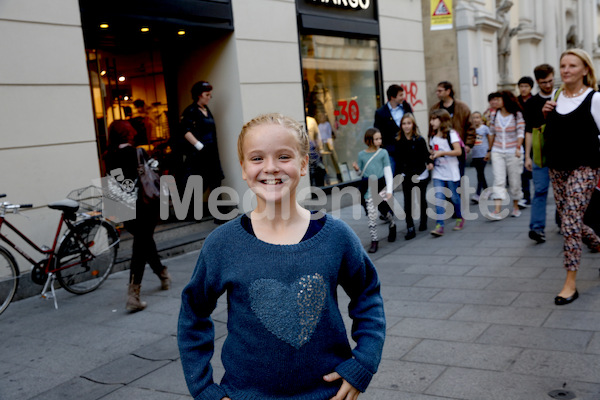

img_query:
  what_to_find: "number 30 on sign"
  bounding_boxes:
[335,100,360,125]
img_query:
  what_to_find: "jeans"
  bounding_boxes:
[433,179,461,227]
[529,163,550,232]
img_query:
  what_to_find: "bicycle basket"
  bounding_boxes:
[67,186,103,214]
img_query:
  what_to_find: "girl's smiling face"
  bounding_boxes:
[241,124,308,205]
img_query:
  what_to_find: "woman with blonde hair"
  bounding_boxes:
[543,48,600,305]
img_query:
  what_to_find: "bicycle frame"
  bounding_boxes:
[0,213,96,279]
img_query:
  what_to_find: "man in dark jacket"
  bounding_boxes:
[374,84,413,174]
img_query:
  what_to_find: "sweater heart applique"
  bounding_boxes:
[249,273,327,349]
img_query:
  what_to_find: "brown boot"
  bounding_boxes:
[157,267,171,290]
[126,283,147,312]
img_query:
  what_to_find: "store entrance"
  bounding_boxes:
[87,47,172,177]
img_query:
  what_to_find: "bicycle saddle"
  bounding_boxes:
[48,199,79,213]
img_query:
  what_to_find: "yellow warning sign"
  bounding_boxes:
[431,0,453,31]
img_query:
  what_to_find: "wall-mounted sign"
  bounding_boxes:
[297,0,377,21]
[430,0,453,31]
[308,0,371,10]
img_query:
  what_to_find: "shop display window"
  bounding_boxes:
[301,34,382,187]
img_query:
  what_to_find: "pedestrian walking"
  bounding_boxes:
[469,111,491,203]
[104,120,171,312]
[517,76,534,207]
[524,64,557,243]
[177,113,386,400]
[394,113,433,240]
[353,127,396,253]
[488,90,525,219]
[543,49,600,305]
[428,109,464,236]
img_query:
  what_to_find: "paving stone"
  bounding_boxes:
[414,275,494,290]
[450,304,551,327]
[27,377,122,400]
[387,318,489,342]
[477,324,593,353]
[133,336,180,361]
[544,309,600,331]
[587,333,600,355]
[402,264,474,276]
[430,288,520,306]
[485,277,564,293]
[131,360,190,396]
[82,354,170,385]
[465,264,544,278]
[380,285,441,302]
[383,299,462,319]
[99,385,190,399]
[369,359,446,393]
[0,364,74,400]
[425,367,600,400]
[449,255,520,267]
[433,246,497,256]
[403,339,522,371]
[511,349,600,383]
[380,335,421,361]
[361,388,449,400]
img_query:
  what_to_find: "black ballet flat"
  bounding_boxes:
[554,290,579,306]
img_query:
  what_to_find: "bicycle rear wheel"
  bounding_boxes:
[0,246,19,315]
[56,219,118,294]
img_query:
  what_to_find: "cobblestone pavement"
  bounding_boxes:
[1,167,599,400]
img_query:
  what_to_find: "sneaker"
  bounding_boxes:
[488,211,503,221]
[512,209,522,218]
[518,199,530,209]
[453,218,465,231]
[430,224,444,237]
[471,194,480,204]
[528,230,546,244]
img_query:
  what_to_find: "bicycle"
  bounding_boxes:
[0,194,119,314]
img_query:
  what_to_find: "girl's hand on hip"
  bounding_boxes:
[323,372,360,400]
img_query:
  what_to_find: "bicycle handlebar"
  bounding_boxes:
[20,204,33,209]
[0,194,5,198]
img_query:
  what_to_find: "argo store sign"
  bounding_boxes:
[297,0,378,23]
[308,0,371,10]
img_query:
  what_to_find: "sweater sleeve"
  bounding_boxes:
[335,224,386,392]
[516,111,525,139]
[178,243,228,400]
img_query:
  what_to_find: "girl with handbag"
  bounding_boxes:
[104,120,171,312]
[352,127,395,253]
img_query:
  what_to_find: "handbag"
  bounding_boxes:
[136,148,161,204]
[532,88,562,168]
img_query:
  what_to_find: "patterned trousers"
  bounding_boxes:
[550,166,600,271]
[365,196,378,242]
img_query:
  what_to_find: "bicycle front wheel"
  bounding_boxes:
[56,219,118,294]
[0,246,19,315]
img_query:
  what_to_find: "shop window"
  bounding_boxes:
[86,48,171,176]
[301,34,382,187]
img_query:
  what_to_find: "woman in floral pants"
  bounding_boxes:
[543,49,600,305]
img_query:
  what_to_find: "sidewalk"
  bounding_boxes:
[1,167,600,400]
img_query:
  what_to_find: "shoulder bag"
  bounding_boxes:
[359,148,382,177]
[136,148,161,204]
[532,88,562,168]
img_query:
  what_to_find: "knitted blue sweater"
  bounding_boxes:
[178,214,386,400]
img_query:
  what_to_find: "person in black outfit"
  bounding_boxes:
[104,120,171,312]
[180,81,225,218]
[374,84,413,174]
[394,113,433,239]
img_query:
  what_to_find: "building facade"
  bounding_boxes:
[0,0,427,268]
[423,0,600,113]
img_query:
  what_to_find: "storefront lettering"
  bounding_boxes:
[309,0,371,11]
[401,82,423,108]
[335,99,360,125]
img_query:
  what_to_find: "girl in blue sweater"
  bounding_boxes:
[178,113,386,400]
